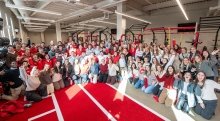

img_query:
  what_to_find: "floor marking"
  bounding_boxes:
[28,109,56,121]
[78,84,117,121]
[107,84,171,121]
[51,93,64,121]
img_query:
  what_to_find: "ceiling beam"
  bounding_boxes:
[56,0,126,22]
[5,3,62,16]
[126,0,148,15]
[30,0,53,16]
[144,0,153,5]
[143,0,206,11]
[17,16,55,22]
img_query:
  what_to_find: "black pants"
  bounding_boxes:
[128,77,139,85]
[25,84,48,102]
[99,73,108,83]
[194,100,217,120]
[152,84,162,97]
[63,77,70,87]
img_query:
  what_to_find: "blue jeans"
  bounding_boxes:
[134,80,144,89]
[176,94,189,113]
[143,85,155,94]
[81,74,88,83]
[72,75,81,84]
[194,100,217,120]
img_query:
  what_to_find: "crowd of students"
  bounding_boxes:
[0,38,220,120]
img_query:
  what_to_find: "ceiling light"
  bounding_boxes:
[17,16,55,22]
[176,0,189,20]
[22,22,51,26]
[5,3,62,16]
[115,10,151,24]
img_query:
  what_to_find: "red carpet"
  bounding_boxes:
[34,112,58,121]
[55,85,109,121]
[84,83,164,121]
[5,97,54,121]
[1,84,166,121]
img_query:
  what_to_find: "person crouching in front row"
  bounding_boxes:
[39,64,54,95]
[174,72,200,113]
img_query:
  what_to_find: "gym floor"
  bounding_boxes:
[113,82,220,121]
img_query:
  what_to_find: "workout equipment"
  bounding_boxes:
[121,23,149,42]
[145,26,196,46]
[99,27,114,42]
[198,16,220,50]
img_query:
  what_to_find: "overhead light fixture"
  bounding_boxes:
[5,3,62,16]
[22,22,51,26]
[17,16,55,22]
[115,10,151,24]
[91,19,117,25]
[176,0,189,20]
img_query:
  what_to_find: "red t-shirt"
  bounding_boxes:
[129,48,136,57]
[51,57,57,67]
[44,59,53,68]
[156,75,174,89]
[100,64,108,74]
[112,55,120,64]
[30,47,38,55]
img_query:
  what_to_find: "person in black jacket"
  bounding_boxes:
[0,61,24,100]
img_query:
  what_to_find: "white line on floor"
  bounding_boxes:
[107,84,171,121]
[51,93,64,121]
[78,84,117,121]
[28,109,56,121]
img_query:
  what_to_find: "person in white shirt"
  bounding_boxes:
[194,71,220,120]
[107,59,119,85]
[118,53,127,79]
[20,65,47,102]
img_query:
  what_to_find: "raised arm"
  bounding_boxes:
[161,54,176,76]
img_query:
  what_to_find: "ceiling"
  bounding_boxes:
[4,0,216,32]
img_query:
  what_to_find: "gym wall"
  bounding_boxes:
[0,1,27,41]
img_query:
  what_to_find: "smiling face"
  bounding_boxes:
[184,72,192,82]
[197,72,206,82]
[183,58,189,65]
[168,66,174,74]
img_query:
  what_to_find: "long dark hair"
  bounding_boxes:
[165,65,175,76]
[195,71,206,88]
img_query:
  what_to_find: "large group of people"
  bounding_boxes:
[0,37,220,120]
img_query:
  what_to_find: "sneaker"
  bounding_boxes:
[24,103,32,108]
[153,95,159,102]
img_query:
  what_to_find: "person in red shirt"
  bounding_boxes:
[30,43,38,55]
[110,46,118,55]
[17,43,26,56]
[29,54,44,70]
[76,44,84,56]
[155,65,177,107]
[44,54,53,68]
[112,51,120,64]
[99,59,108,83]
[128,43,136,57]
